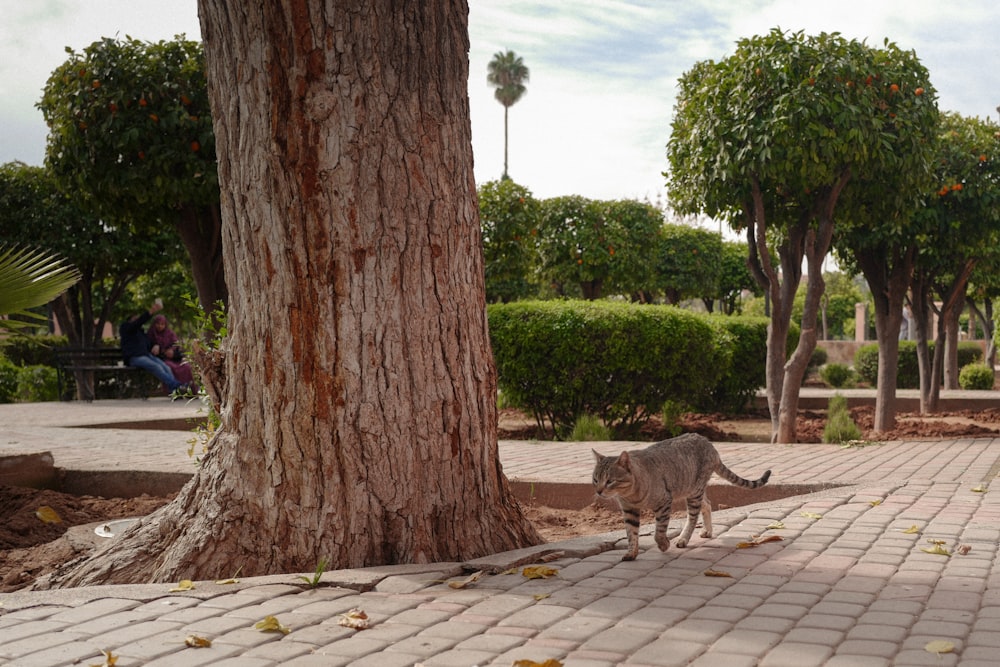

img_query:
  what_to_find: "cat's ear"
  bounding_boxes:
[617,451,632,470]
[592,449,604,463]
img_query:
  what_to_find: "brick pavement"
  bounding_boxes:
[2,398,1000,665]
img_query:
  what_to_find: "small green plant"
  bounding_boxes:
[661,399,686,438]
[15,364,58,402]
[959,363,995,391]
[823,393,862,444]
[297,557,329,588]
[819,363,855,389]
[569,414,611,441]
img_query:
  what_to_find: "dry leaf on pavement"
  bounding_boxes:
[337,608,370,630]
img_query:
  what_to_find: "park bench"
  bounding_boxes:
[53,347,152,401]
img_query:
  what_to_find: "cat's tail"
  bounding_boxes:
[716,464,771,488]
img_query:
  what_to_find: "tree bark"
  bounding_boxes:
[43,0,540,588]
[910,273,936,413]
[176,203,228,315]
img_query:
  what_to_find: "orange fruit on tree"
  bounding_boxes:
[914,87,924,96]
[889,83,899,94]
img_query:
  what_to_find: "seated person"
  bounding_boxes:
[147,314,196,390]
[119,301,188,395]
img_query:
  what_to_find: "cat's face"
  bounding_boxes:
[592,450,633,498]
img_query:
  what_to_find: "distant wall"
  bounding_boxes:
[817,339,988,366]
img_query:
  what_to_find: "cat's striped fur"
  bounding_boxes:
[592,433,771,561]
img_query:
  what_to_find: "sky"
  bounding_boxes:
[2,1,999,212]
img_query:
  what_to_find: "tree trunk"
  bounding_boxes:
[176,203,228,315]
[943,307,961,389]
[910,274,936,413]
[44,0,540,588]
[855,246,913,433]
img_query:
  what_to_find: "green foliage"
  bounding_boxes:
[487,50,529,109]
[855,341,982,388]
[959,363,995,391]
[655,223,722,305]
[296,557,329,588]
[569,414,612,442]
[819,363,855,389]
[0,335,68,366]
[823,393,862,444]
[0,358,19,403]
[702,315,772,413]
[809,346,828,369]
[488,300,725,438]
[16,365,59,402]
[661,399,685,438]
[478,179,540,302]
[39,36,217,219]
[0,244,80,334]
[536,197,661,300]
[717,241,761,313]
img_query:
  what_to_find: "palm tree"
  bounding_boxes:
[0,245,80,334]
[487,49,529,180]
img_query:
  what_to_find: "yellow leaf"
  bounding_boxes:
[921,544,951,557]
[704,569,732,578]
[169,579,195,592]
[500,567,518,575]
[214,578,239,585]
[736,535,784,549]
[902,525,920,534]
[184,635,212,648]
[254,615,291,634]
[972,485,987,493]
[533,593,551,600]
[765,521,785,530]
[924,640,955,654]
[448,571,483,589]
[88,649,118,667]
[337,608,370,630]
[513,660,564,667]
[869,499,882,506]
[522,565,559,580]
[35,506,62,524]
[927,538,946,545]
[800,512,822,520]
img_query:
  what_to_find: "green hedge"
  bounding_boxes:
[488,301,769,438]
[855,341,982,388]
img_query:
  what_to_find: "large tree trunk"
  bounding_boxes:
[43,0,540,588]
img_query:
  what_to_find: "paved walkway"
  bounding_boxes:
[2,396,1000,665]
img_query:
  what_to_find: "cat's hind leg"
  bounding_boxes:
[699,497,713,539]
[653,495,673,552]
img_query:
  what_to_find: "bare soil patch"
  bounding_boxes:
[4,406,1000,592]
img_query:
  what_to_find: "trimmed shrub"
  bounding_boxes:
[809,346,828,370]
[819,363,855,388]
[855,341,982,388]
[959,363,995,391]
[701,315,770,413]
[0,357,19,403]
[15,365,59,402]
[0,334,68,367]
[488,300,726,438]
[823,393,861,444]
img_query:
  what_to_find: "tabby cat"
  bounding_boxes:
[592,432,771,561]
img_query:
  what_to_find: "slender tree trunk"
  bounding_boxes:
[43,0,540,588]
[943,308,961,389]
[910,274,935,413]
[176,203,228,315]
[503,104,509,178]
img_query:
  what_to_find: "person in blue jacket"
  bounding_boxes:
[119,300,189,395]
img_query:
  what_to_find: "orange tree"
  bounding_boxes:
[478,179,540,302]
[655,222,723,307]
[908,113,1000,409]
[536,196,660,300]
[38,36,226,314]
[667,29,939,442]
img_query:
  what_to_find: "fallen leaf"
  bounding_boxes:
[35,506,62,524]
[800,512,822,520]
[736,535,784,549]
[337,608,370,630]
[522,565,559,580]
[765,521,785,530]
[255,615,292,634]
[704,569,733,578]
[927,538,946,545]
[972,485,987,493]
[869,499,882,506]
[956,544,972,555]
[921,544,951,557]
[902,525,920,534]
[513,660,564,667]
[924,640,955,654]
[169,580,195,592]
[88,649,118,667]
[533,593,551,600]
[448,571,483,589]
[214,578,239,585]
[184,635,212,648]
[500,567,518,575]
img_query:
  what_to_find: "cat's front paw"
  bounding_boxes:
[621,553,637,561]
[673,538,687,548]
[699,529,712,539]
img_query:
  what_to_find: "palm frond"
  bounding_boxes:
[0,244,81,332]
